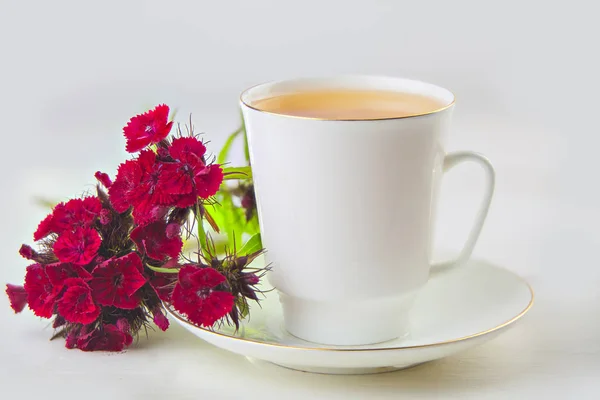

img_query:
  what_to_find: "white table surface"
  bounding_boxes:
[1,1,599,398]
[1,112,598,400]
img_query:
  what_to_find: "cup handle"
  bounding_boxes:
[431,151,496,271]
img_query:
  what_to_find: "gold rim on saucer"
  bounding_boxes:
[165,281,534,352]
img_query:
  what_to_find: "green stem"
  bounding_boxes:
[241,109,250,163]
[196,203,209,255]
[222,166,252,180]
[217,125,244,165]
[146,265,179,274]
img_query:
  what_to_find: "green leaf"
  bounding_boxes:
[207,190,245,251]
[239,233,262,255]
[146,265,180,274]
[34,196,58,209]
[217,126,243,165]
[246,214,261,236]
[222,166,252,180]
[236,297,249,319]
[240,109,250,163]
[196,204,209,255]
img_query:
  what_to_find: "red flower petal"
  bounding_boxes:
[152,306,170,331]
[89,253,146,309]
[6,284,28,313]
[159,163,195,195]
[76,324,131,352]
[169,137,207,164]
[149,272,177,302]
[194,164,223,199]
[57,278,100,324]
[131,202,169,226]
[131,220,183,261]
[53,315,66,328]
[46,262,92,287]
[94,171,113,188]
[171,266,233,327]
[124,104,173,153]
[116,319,134,346]
[172,193,198,208]
[99,209,112,225]
[165,223,181,239]
[53,197,102,233]
[24,264,58,318]
[19,244,38,261]
[53,227,102,266]
[109,159,142,212]
[184,265,227,289]
[192,290,234,327]
[34,213,55,241]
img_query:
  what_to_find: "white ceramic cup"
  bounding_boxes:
[240,76,495,346]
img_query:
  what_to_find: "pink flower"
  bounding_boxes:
[171,265,234,327]
[131,220,183,261]
[124,104,173,153]
[24,264,58,318]
[6,284,28,313]
[57,278,100,324]
[53,227,102,265]
[89,253,146,309]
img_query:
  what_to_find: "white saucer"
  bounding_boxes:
[167,259,533,375]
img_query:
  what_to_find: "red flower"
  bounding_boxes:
[171,265,234,327]
[152,306,169,331]
[194,164,223,199]
[33,214,55,241]
[52,197,102,233]
[116,319,134,346]
[70,324,132,352]
[33,197,102,241]
[109,159,141,213]
[95,171,113,188]
[131,220,182,261]
[57,278,100,324]
[161,137,223,201]
[19,244,39,261]
[124,104,173,153]
[89,253,146,309]
[53,227,102,265]
[132,204,169,227]
[149,272,177,302]
[53,315,66,329]
[99,209,112,225]
[46,262,92,289]
[109,150,174,224]
[6,284,28,313]
[24,264,58,318]
[130,151,175,208]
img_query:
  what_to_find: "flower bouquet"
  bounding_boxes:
[6,105,266,351]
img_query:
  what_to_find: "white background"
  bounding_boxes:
[1,0,599,398]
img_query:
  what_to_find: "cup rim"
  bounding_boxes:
[239,75,456,121]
